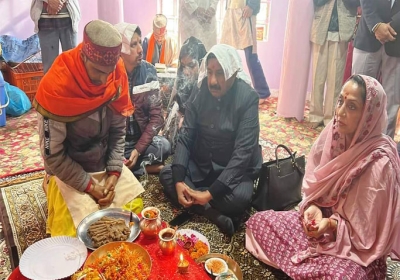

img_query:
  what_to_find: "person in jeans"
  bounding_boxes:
[115,22,171,176]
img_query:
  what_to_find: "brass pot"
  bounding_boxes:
[158,228,177,255]
[140,207,163,239]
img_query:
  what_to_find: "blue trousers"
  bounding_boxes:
[244,46,271,99]
[125,135,171,176]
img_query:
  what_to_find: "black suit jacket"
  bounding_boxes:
[172,78,262,198]
[354,0,400,57]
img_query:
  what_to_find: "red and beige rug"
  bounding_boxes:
[0,99,398,280]
[0,110,43,178]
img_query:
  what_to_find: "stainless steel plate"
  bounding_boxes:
[76,208,141,251]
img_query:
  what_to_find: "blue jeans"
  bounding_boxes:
[244,46,271,99]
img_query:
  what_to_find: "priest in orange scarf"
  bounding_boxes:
[34,20,144,237]
[142,14,178,68]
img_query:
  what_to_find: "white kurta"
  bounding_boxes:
[220,0,257,53]
[179,0,219,51]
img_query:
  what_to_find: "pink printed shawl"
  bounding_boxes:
[299,75,400,266]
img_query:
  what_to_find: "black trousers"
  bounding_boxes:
[159,164,254,217]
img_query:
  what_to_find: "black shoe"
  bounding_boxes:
[169,211,194,227]
[192,205,235,236]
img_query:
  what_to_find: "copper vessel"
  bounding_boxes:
[139,207,163,239]
[158,227,176,255]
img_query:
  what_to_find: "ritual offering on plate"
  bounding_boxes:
[196,253,243,280]
[140,207,163,239]
[76,208,141,251]
[205,258,229,277]
[87,216,131,248]
[84,242,151,280]
[176,230,209,260]
[158,227,177,255]
[177,253,189,274]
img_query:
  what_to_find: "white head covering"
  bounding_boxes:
[114,22,139,55]
[197,44,251,87]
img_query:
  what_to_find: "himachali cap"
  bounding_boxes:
[82,20,122,66]
[153,14,167,36]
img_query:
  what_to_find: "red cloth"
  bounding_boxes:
[342,40,354,85]
[135,234,210,280]
[9,233,210,280]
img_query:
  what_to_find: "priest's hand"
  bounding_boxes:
[176,182,193,208]
[125,149,140,169]
[87,182,115,206]
[186,189,212,205]
[242,5,254,18]
[104,174,118,196]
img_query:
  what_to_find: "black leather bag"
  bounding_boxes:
[252,144,305,211]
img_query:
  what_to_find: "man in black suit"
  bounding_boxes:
[353,0,400,138]
[159,44,262,236]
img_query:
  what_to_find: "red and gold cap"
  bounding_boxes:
[82,20,122,66]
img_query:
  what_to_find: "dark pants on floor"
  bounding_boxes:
[38,26,77,73]
[244,46,271,99]
[159,164,254,217]
[125,136,171,176]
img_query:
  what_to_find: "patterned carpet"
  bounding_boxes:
[0,99,317,179]
[0,98,398,279]
[0,110,43,178]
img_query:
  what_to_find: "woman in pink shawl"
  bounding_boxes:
[246,75,400,279]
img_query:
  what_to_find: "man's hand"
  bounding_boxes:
[104,175,118,195]
[195,7,207,24]
[375,23,397,44]
[242,5,254,18]
[205,7,216,23]
[125,149,140,169]
[87,182,115,207]
[176,182,193,207]
[47,0,64,15]
[186,189,212,205]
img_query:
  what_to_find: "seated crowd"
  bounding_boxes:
[32,7,400,280]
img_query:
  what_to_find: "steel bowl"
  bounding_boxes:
[76,208,141,250]
[196,253,243,280]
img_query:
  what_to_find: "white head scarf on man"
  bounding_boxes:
[197,44,251,87]
[114,22,139,55]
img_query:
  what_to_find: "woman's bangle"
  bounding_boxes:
[328,218,337,231]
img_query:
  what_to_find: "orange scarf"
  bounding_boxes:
[146,34,165,64]
[35,43,133,118]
